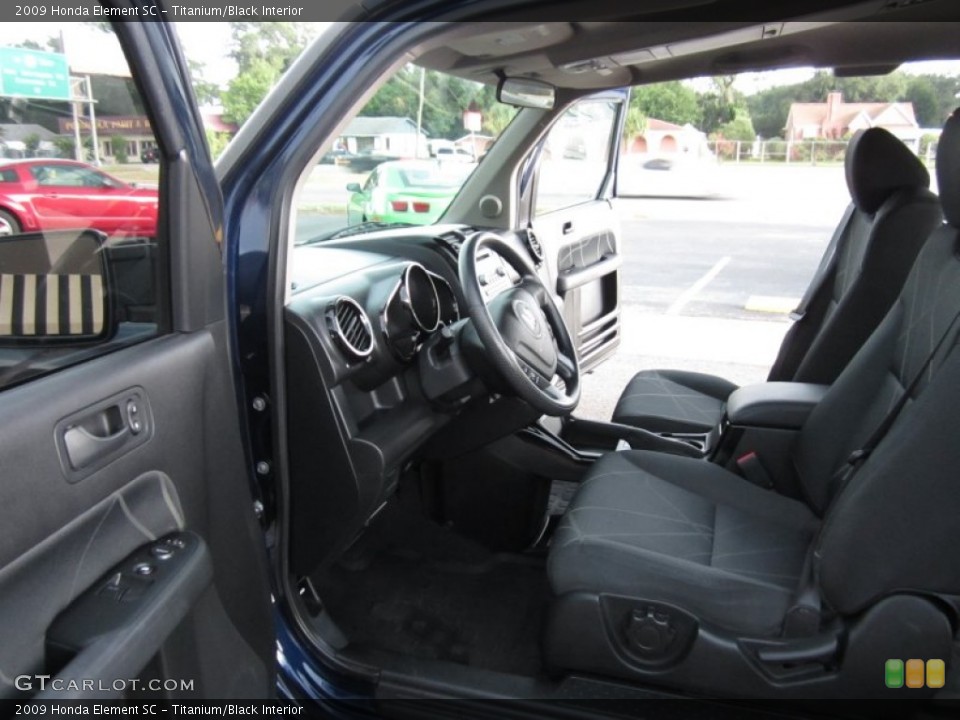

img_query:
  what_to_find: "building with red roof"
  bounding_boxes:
[785,92,920,148]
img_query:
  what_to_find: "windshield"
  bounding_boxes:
[292,63,517,245]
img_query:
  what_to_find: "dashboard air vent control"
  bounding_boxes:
[525,228,544,264]
[327,296,374,361]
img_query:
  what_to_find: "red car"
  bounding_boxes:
[0,159,158,237]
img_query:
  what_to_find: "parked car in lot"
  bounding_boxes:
[3,4,960,711]
[0,158,158,236]
[435,146,476,163]
[345,159,469,225]
[334,151,397,172]
[618,153,721,198]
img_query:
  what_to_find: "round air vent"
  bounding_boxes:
[525,229,544,263]
[327,296,374,361]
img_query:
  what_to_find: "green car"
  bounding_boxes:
[346,160,471,226]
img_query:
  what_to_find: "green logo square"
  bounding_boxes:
[885,659,904,688]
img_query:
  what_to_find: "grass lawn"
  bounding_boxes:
[102,163,160,184]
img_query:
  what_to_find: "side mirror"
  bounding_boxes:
[0,229,116,347]
[497,77,557,110]
[346,183,362,193]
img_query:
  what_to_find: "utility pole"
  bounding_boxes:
[416,66,425,158]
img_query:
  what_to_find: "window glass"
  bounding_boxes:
[0,22,166,390]
[534,100,618,216]
[287,63,517,245]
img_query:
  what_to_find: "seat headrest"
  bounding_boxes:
[845,127,929,215]
[937,109,960,228]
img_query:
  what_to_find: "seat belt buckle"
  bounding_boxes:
[736,451,774,489]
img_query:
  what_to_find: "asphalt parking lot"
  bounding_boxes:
[296,162,904,421]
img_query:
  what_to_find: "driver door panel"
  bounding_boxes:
[527,93,626,373]
[0,18,273,700]
[532,201,622,372]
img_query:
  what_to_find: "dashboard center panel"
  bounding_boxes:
[282,226,539,576]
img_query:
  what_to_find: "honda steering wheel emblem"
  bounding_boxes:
[514,300,543,337]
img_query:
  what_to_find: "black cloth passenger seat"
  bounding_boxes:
[545,112,960,695]
[611,128,942,434]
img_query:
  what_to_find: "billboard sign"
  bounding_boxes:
[0,47,71,102]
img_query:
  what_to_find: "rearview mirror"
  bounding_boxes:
[497,78,556,110]
[346,183,362,193]
[0,230,115,347]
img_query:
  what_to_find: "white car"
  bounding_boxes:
[435,146,476,163]
[618,153,721,198]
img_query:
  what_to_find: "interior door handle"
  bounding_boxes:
[62,406,130,470]
[562,221,573,235]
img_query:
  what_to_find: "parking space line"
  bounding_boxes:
[665,256,731,316]
[745,295,800,313]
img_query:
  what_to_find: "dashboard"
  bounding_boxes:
[282,223,540,575]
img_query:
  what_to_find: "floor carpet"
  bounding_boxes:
[313,503,551,676]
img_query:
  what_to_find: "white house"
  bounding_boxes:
[338,116,427,158]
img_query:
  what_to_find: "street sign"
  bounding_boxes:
[0,47,71,102]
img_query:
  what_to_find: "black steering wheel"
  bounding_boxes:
[458,231,580,416]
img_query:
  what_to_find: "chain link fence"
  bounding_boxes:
[705,138,938,167]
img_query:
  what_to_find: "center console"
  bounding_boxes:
[711,382,829,494]
[559,416,710,459]
[550,382,829,494]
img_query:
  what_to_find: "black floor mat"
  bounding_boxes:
[312,503,550,677]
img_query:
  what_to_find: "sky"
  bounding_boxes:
[2,22,960,97]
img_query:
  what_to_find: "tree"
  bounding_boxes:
[189,60,221,107]
[622,105,647,146]
[111,134,129,163]
[359,65,505,141]
[715,112,756,142]
[53,136,75,159]
[205,128,231,161]
[630,81,701,127]
[221,23,317,127]
[482,102,517,137]
[745,70,960,139]
[222,59,281,126]
[24,133,41,156]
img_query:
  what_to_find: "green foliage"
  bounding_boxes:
[24,133,41,156]
[189,60,221,106]
[745,70,960,139]
[53,136,75,159]
[90,75,145,116]
[622,105,647,146]
[222,58,281,126]
[789,139,847,164]
[205,129,231,161]
[715,112,755,142]
[631,81,701,127]
[111,134,129,163]
[710,111,756,159]
[905,77,942,127]
[222,22,317,127]
[919,132,939,157]
[360,66,511,141]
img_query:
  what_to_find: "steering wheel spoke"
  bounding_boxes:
[459,231,580,416]
[556,351,577,382]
